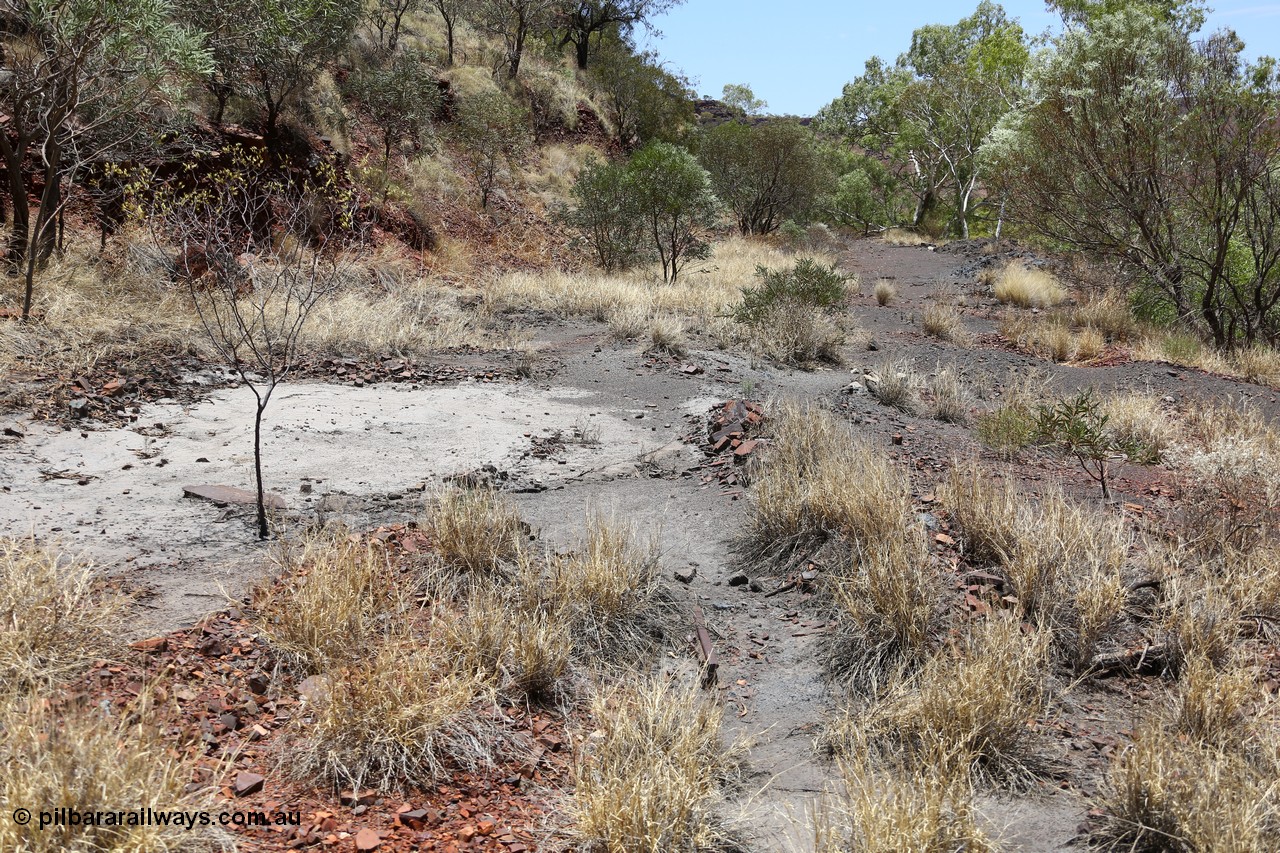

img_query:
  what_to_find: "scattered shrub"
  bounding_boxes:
[993,263,1067,308]
[873,279,896,306]
[733,258,850,325]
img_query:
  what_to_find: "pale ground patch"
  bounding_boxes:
[0,380,705,634]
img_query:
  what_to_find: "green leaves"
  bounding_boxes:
[734,258,849,326]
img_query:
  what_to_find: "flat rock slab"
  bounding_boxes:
[183,484,286,509]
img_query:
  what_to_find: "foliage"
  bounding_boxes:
[985,7,1280,348]
[562,156,647,272]
[625,143,719,283]
[453,89,531,208]
[1,0,210,319]
[367,0,420,54]
[734,258,849,325]
[817,150,912,235]
[344,51,443,162]
[1035,390,1119,501]
[697,119,825,235]
[472,0,558,79]
[721,82,766,116]
[555,0,683,70]
[817,2,1028,237]
[588,36,695,147]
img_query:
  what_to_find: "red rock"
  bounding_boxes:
[129,636,168,653]
[354,828,381,851]
[233,771,265,797]
[457,826,478,842]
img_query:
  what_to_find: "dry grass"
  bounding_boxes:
[0,538,125,695]
[0,696,231,853]
[744,402,916,565]
[426,486,526,576]
[993,263,1067,309]
[1094,724,1280,852]
[646,314,687,357]
[1232,344,1280,388]
[530,516,664,660]
[939,463,1131,669]
[826,537,944,696]
[1100,392,1179,464]
[1071,291,1139,342]
[252,533,407,674]
[921,302,967,344]
[749,302,848,366]
[882,228,931,247]
[810,760,994,853]
[826,616,1052,787]
[487,237,826,323]
[866,357,921,414]
[926,364,971,425]
[569,676,740,853]
[873,279,896,306]
[1170,655,1263,747]
[287,639,507,792]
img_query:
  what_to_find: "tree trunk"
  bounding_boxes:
[575,34,590,70]
[444,19,456,66]
[254,401,268,540]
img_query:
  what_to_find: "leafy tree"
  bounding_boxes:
[817,2,1027,237]
[562,156,645,271]
[345,51,443,163]
[721,82,766,116]
[985,8,1280,346]
[697,119,824,235]
[0,0,209,320]
[626,142,718,283]
[368,0,421,54]
[472,0,556,79]
[556,0,682,70]
[817,151,912,235]
[1048,0,1205,30]
[588,37,694,147]
[454,90,529,208]
[243,0,361,136]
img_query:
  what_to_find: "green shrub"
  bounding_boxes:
[734,258,849,324]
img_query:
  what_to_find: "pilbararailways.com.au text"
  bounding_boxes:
[11,807,302,830]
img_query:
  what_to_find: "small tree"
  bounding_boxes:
[145,153,356,538]
[588,37,694,147]
[697,120,824,235]
[472,0,556,79]
[721,82,767,116]
[344,52,443,164]
[1,0,209,319]
[427,0,470,66]
[1036,390,1119,502]
[454,90,530,208]
[556,0,682,70]
[368,0,421,54]
[562,157,646,271]
[626,143,718,283]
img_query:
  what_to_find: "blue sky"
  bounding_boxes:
[641,1,1280,117]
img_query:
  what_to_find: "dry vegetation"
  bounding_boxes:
[992,262,1067,308]
[0,538,126,694]
[569,677,741,853]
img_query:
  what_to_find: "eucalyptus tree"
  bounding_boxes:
[0,0,210,319]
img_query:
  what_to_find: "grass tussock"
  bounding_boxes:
[926,364,971,425]
[1100,392,1179,464]
[873,279,896,306]
[487,237,825,323]
[826,537,944,696]
[0,697,230,853]
[882,228,931,247]
[826,616,1052,788]
[811,760,994,853]
[745,402,916,565]
[569,677,740,853]
[939,464,1130,670]
[287,639,507,792]
[253,533,407,674]
[993,262,1067,309]
[647,314,687,357]
[530,516,664,659]
[921,302,968,344]
[866,357,921,414]
[427,486,526,576]
[1094,724,1280,852]
[0,538,125,695]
